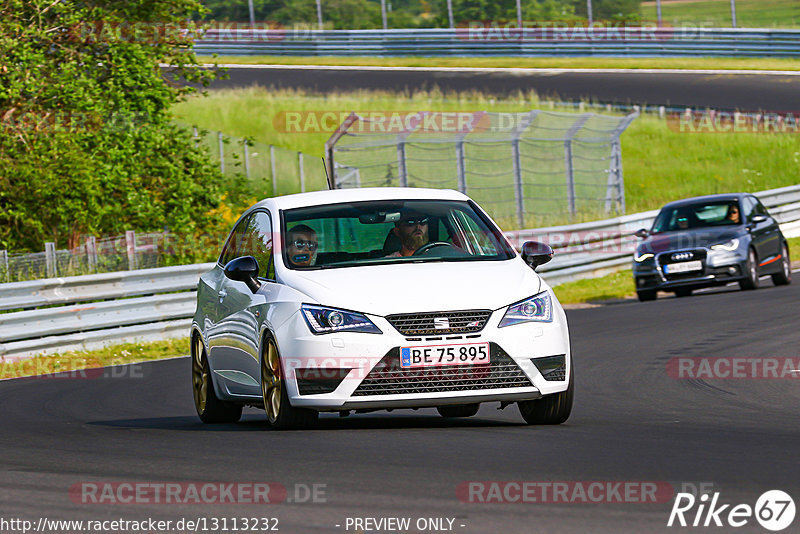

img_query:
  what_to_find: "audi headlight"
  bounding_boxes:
[301,304,382,335]
[634,252,655,262]
[498,292,552,328]
[710,238,739,251]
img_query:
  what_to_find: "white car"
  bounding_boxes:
[191,187,573,429]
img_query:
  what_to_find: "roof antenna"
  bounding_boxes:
[322,157,332,190]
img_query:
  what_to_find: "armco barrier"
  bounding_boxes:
[193,28,800,58]
[1,185,799,360]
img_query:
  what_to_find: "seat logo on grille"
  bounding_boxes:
[671,252,693,261]
[434,317,450,329]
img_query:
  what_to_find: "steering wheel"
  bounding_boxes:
[413,241,456,256]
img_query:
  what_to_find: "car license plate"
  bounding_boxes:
[400,342,490,368]
[664,260,702,274]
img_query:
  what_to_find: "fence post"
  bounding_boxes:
[45,242,57,278]
[218,132,225,174]
[193,126,199,148]
[604,112,638,214]
[125,230,137,270]
[270,144,277,196]
[564,113,592,218]
[511,139,524,229]
[86,236,98,273]
[396,141,408,187]
[244,140,251,180]
[298,151,305,193]
[455,140,467,194]
[508,111,539,229]
[0,249,7,282]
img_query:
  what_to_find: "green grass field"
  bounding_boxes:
[172,87,800,220]
[641,0,800,29]
[202,55,800,71]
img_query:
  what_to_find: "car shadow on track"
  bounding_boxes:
[88,411,528,432]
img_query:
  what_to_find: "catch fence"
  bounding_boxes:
[326,110,638,228]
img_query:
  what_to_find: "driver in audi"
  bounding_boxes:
[386,211,430,257]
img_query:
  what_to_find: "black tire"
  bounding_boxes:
[675,287,693,298]
[771,243,792,286]
[261,335,318,430]
[518,364,574,425]
[437,404,480,418]
[637,289,657,302]
[192,335,242,424]
[739,248,759,291]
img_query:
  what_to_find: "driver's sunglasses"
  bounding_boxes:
[292,239,318,251]
[400,217,429,227]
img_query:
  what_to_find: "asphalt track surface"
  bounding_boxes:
[3,279,800,533]
[206,65,800,111]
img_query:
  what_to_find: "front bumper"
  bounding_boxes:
[274,302,571,411]
[633,247,747,291]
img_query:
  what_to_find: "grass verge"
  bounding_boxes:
[0,338,189,380]
[172,87,800,217]
[202,55,800,71]
[552,269,635,305]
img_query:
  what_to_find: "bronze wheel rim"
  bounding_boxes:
[192,336,208,414]
[261,340,282,424]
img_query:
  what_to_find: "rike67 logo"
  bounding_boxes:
[668,490,795,531]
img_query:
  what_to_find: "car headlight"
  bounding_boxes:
[710,238,739,251]
[634,252,654,262]
[498,292,552,328]
[301,304,382,335]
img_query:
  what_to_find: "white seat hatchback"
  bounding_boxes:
[191,187,573,429]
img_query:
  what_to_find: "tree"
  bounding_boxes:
[0,0,225,252]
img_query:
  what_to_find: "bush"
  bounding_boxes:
[0,0,226,252]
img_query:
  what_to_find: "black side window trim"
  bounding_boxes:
[218,213,252,267]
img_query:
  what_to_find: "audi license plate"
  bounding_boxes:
[664,260,702,274]
[400,342,490,368]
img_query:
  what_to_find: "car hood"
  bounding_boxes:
[638,227,743,254]
[279,258,541,316]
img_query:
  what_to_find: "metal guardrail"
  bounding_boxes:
[1,185,799,360]
[194,28,800,57]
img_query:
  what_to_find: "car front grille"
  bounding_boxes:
[385,309,492,336]
[658,249,707,280]
[351,343,533,396]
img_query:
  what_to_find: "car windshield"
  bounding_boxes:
[651,200,741,233]
[282,199,516,270]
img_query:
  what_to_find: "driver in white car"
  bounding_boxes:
[386,211,430,257]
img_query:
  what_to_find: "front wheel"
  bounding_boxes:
[261,336,318,430]
[739,248,759,290]
[637,289,657,302]
[771,243,792,286]
[192,335,242,424]
[518,366,574,425]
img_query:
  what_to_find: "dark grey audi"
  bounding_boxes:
[632,193,791,301]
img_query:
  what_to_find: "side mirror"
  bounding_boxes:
[751,214,768,224]
[224,256,261,293]
[521,241,554,270]
[634,228,649,239]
